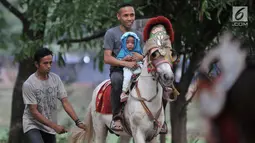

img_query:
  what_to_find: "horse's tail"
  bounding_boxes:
[69,103,94,143]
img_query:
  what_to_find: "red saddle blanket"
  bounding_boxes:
[95,80,113,114]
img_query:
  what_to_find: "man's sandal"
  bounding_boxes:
[110,119,123,131]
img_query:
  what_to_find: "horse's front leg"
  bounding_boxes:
[133,129,146,143]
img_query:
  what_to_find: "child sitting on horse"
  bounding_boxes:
[116,32,143,102]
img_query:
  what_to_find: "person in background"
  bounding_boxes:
[22,48,86,143]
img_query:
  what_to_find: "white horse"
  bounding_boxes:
[70,47,175,143]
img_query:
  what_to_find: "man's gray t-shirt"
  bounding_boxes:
[103,26,143,59]
[22,72,67,134]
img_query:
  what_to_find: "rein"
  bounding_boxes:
[128,53,172,140]
[130,78,159,102]
[134,81,162,125]
[134,79,163,141]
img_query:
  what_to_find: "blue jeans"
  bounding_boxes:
[25,129,56,143]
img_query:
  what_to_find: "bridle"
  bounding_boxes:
[147,47,177,92]
[130,47,175,101]
[128,48,176,141]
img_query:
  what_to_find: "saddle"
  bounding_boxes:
[95,75,139,114]
[95,80,112,114]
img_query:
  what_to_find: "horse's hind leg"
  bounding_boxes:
[93,124,108,143]
[119,136,131,143]
[92,114,108,143]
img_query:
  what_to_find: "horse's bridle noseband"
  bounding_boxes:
[147,48,172,72]
[146,48,175,90]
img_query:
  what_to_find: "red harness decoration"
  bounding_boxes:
[197,73,222,92]
[95,80,112,114]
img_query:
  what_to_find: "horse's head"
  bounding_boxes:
[142,16,178,90]
[143,36,177,88]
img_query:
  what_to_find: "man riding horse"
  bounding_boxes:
[143,16,180,133]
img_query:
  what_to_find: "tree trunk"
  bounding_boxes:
[8,59,36,143]
[169,46,203,143]
[170,92,187,143]
[160,134,166,143]
[169,31,188,143]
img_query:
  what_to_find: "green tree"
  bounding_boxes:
[0,10,9,50]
